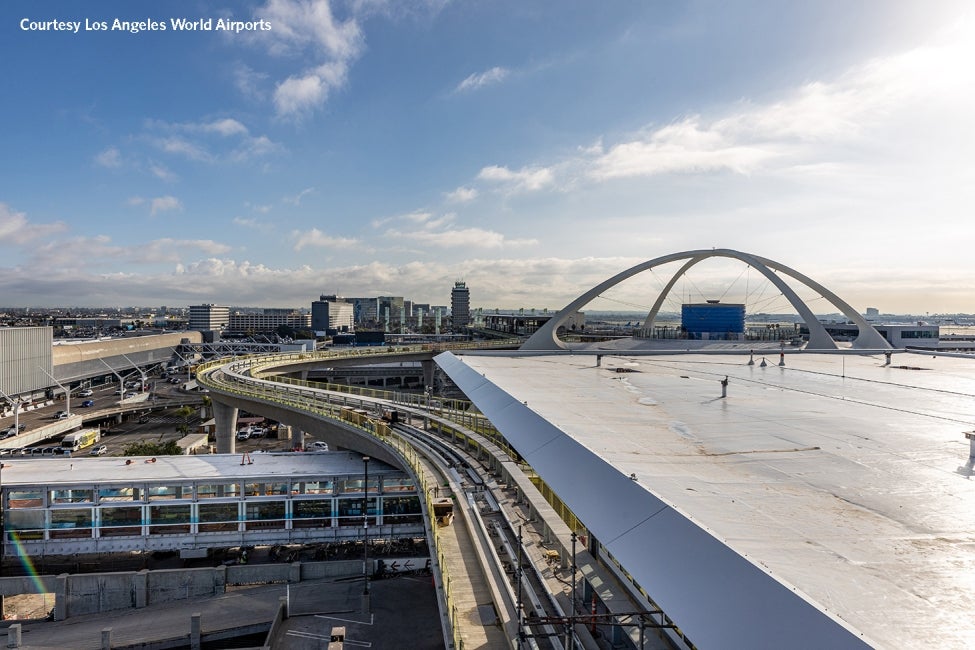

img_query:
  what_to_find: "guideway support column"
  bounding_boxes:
[211,400,238,454]
[421,360,435,393]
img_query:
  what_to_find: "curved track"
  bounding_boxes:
[198,352,678,650]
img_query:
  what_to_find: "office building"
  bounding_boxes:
[188,305,230,332]
[450,281,470,332]
[311,295,354,334]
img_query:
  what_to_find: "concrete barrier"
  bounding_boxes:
[0,561,362,621]
[147,567,225,605]
[299,559,361,581]
[63,571,138,617]
[226,563,292,586]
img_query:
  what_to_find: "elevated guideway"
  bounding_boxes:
[196,345,688,650]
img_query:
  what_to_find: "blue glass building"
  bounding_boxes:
[681,301,745,339]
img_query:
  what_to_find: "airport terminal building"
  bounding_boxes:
[1,452,421,557]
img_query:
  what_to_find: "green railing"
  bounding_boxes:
[197,353,473,648]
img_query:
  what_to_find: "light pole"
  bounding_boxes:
[38,367,72,414]
[362,455,371,612]
[120,353,148,391]
[0,389,21,434]
[170,349,194,383]
[98,358,128,399]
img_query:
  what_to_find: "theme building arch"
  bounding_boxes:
[521,249,890,351]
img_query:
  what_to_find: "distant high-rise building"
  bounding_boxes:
[348,297,380,325]
[188,304,229,332]
[865,307,880,317]
[378,297,405,321]
[312,295,354,334]
[451,281,471,332]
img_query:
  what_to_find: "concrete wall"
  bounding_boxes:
[148,566,226,605]
[226,563,295,586]
[63,571,140,617]
[0,560,363,621]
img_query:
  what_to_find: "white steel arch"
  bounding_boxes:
[521,249,891,351]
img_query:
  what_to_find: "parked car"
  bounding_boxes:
[81,400,95,407]
[236,430,250,441]
[306,441,329,451]
[248,427,267,438]
[90,445,108,456]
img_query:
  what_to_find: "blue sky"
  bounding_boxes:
[1,0,973,313]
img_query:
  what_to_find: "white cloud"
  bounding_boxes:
[402,211,454,229]
[249,0,363,118]
[284,187,316,205]
[144,118,280,164]
[155,136,212,162]
[587,24,975,182]
[149,196,183,216]
[142,238,232,263]
[255,0,362,58]
[387,226,537,249]
[455,66,509,93]
[231,135,283,162]
[477,164,555,192]
[292,227,361,251]
[273,61,349,118]
[149,163,177,182]
[0,203,68,245]
[445,186,478,203]
[234,64,269,101]
[588,117,775,180]
[202,118,249,137]
[243,202,273,214]
[94,146,122,168]
[232,216,277,235]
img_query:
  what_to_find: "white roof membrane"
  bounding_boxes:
[436,350,975,650]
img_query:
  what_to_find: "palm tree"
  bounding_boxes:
[175,405,193,435]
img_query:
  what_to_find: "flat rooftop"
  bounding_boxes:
[443,349,975,650]
[0,451,394,486]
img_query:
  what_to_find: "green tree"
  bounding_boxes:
[175,405,194,435]
[123,440,183,456]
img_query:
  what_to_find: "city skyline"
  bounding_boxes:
[2,1,973,312]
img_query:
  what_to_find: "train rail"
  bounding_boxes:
[198,353,683,650]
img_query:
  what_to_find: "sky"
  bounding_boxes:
[1,0,973,314]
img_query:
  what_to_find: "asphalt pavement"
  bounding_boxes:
[7,573,445,650]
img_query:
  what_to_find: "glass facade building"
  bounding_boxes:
[1,452,422,557]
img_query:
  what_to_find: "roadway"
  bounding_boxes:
[0,380,204,454]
